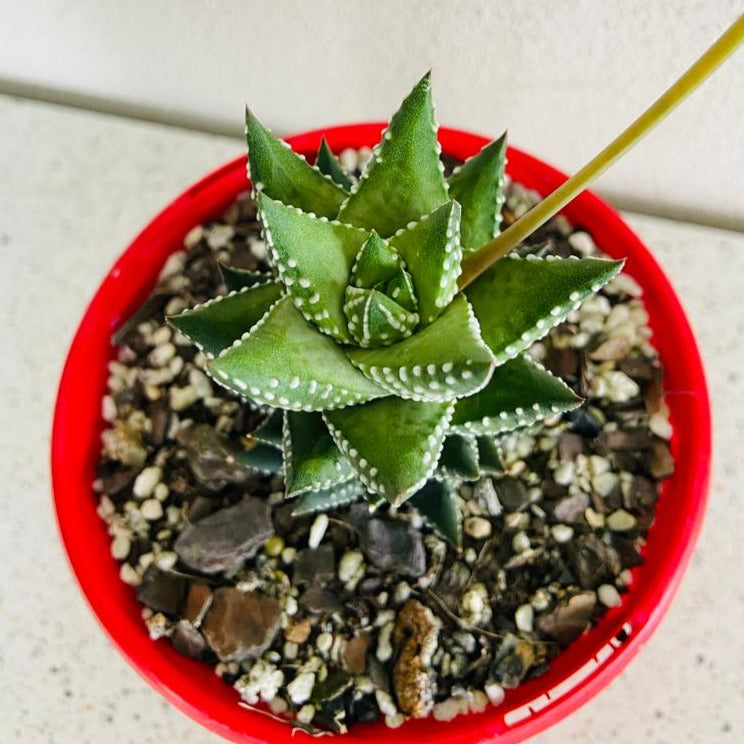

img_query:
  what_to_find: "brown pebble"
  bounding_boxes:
[342,633,371,674]
[648,440,675,479]
[392,599,440,718]
[184,582,213,625]
[285,618,312,644]
[201,588,281,662]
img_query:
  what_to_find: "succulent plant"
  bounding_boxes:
[170,73,622,544]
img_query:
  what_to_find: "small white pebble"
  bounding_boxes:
[101,395,117,422]
[568,231,596,256]
[119,563,141,586]
[141,499,163,521]
[284,641,299,660]
[316,632,333,655]
[375,689,397,717]
[297,704,315,724]
[464,516,492,539]
[607,509,636,532]
[585,507,605,529]
[153,482,169,501]
[512,531,531,553]
[148,342,176,368]
[593,471,618,497]
[155,551,177,570]
[376,622,394,662]
[598,583,623,608]
[170,385,199,412]
[338,550,365,584]
[649,413,673,440]
[433,697,462,722]
[392,581,411,605]
[133,466,162,499]
[484,681,505,706]
[515,603,534,633]
[110,534,131,560]
[188,368,213,399]
[384,712,406,728]
[281,547,297,564]
[551,524,574,543]
[339,148,359,172]
[617,569,633,588]
[468,689,489,713]
[554,461,575,486]
[308,514,329,549]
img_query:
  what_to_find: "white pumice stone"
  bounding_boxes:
[133,466,162,498]
[515,603,534,633]
[316,632,333,655]
[598,583,623,608]
[308,514,329,549]
[101,395,117,422]
[433,697,462,722]
[287,672,315,705]
[155,551,177,570]
[468,689,489,713]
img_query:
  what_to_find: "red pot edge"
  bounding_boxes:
[50,122,712,744]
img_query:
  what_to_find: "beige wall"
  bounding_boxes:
[2,0,742,229]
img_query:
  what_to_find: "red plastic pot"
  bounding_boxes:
[51,124,711,743]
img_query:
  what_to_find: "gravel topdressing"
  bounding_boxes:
[94,151,674,734]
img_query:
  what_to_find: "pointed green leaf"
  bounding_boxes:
[409,480,461,545]
[291,479,365,516]
[448,133,507,253]
[316,137,353,191]
[465,255,623,364]
[337,73,448,236]
[259,194,369,343]
[245,110,346,217]
[450,355,581,436]
[349,231,401,288]
[283,411,355,496]
[323,398,454,504]
[476,436,503,474]
[252,409,284,448]
[168,282,283,358]
[347,295,494,402]
[219,263,273,292]
[437,434,480,481]
[208,296,386,411]
[343,286,418,347]
[390,201,462,325]
[235,442,284,475]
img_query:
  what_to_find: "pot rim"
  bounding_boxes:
[51,123,711,744]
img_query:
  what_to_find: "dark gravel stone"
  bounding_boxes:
[553,492,590,523]
[494,477,530,511]
[599,428,652,451]
[173,495,273,574]
[176,424,254,491]
[566,534,621,589]
[136,566,188,616]
[537,591,597,644]
[624,475,658,510]
[201,588,281,662]
[300,586,344,614]
[347,692,380,724]
[491,635,538,689]
[358,518,426,577]
[565,407,602,438]
[171,620,207,658]
[294,546,336,584]
[184,582,213,624]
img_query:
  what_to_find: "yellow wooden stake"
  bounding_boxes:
[458,13,744,290]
